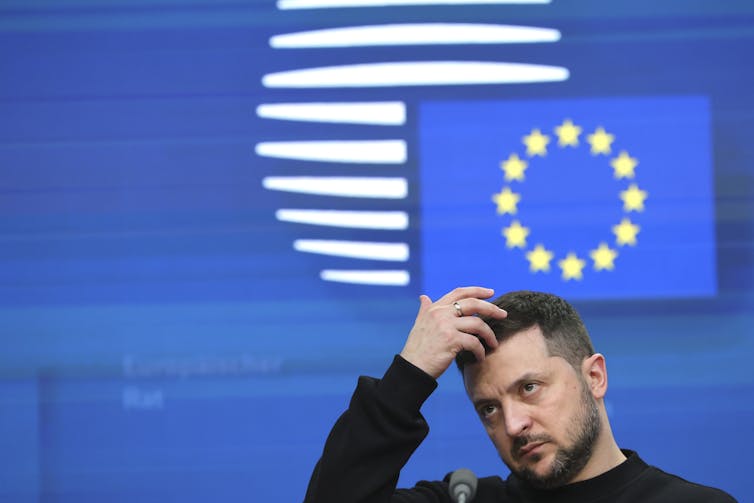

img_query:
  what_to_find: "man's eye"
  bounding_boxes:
[480,405,497,418]
[522,383,539,394]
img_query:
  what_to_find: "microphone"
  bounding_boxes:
[449,468,478,503]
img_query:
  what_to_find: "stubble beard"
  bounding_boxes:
[507,382,602,490]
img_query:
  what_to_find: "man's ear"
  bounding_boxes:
[581,353,608,399]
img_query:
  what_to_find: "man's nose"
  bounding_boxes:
[503,401,532,437]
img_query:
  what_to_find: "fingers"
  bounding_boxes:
[401,287,506,378]
[455,316,499,350]
[438,287,507,319]
[439,286,495,304]
[452,297,508,320]
[458,332,487,365]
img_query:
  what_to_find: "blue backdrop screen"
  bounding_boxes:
[0,1,752,501]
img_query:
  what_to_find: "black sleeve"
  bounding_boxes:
[303,355,452,503]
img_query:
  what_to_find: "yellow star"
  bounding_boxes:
[610,151,638,179]
[522,128,550,157]
[491,187,521,215]
[613,218,640,246]
[500,153,529,182]
[558,252,586,281]
[554,119,582,147]
[590,242,618,271]
[502,220,530,249]
[620,183,648,212]
[526,244,554,272]
[587,127,615,155]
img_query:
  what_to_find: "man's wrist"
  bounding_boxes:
[377,355,438,413]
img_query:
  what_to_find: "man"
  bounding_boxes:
[304,287,736,502]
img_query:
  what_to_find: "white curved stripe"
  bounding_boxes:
[256,102,406,125]
[256,140,406,163]
[270,24,560,48]
[279,0,549,9]
[320,269,410,286]
[262,177,408,198]
[262,61,569,88]
[277,209,409,229]
[294,240,409,261]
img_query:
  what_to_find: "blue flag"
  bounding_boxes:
[419,96,715,300]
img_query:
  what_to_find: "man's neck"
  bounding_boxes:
[571,426,626,483]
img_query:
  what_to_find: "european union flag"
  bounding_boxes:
[419,96,715,300]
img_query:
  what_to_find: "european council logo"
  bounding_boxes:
[419,96,716,300]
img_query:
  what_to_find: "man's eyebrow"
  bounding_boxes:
[471,372,548,407]
[507,372,547,393]
[471,396,496,410]
[501,371,550,396]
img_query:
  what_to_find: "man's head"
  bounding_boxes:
[455,290,594,372]
[458,291,612,489]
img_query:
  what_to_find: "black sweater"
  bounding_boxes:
[304,355,736,503]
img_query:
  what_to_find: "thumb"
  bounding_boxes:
[417,294,433,314]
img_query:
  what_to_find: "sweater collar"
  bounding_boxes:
[507,450,647,503]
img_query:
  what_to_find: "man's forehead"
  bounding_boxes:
[463,328,552,382]
[490,325,550,359]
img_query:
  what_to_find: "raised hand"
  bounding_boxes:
[399,287,507,379]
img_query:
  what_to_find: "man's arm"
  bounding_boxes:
[303,355,438,503]
[303,287,507,503]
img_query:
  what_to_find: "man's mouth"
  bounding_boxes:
[517,441,547,459]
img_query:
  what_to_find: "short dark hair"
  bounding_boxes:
[455,290,595,372]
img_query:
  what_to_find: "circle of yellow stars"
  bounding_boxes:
[491,118,647,281]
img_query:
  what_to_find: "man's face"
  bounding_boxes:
[462,326,601,489]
